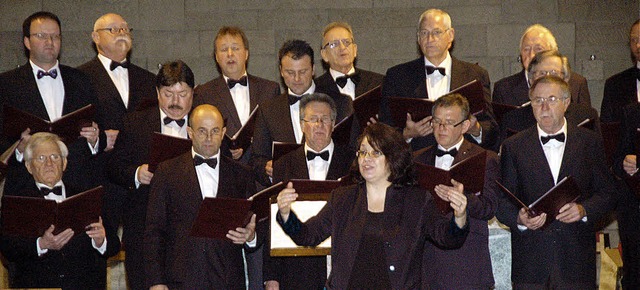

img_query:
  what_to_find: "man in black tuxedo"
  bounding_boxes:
[315,22,384,148]
[496,76,616,288]
[499,50,600,144]
[493,24,591,107]
[264,93,354,290]
[0,11,103,199]
[108,60,194,290]
[145,104,258,289]
[78,12,157,249]
[412,93,498,289]
[0,132,120,289]
[601,19,640,123]
[251,40,351,186]
[380,8,498,151]
[194,26,280,162]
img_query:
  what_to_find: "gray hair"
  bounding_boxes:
[418,9,452,29]
[299,93,337,122]
[24,132,68,162]
[520,24,558,52]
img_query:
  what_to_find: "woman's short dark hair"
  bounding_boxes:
[351,123,414,186]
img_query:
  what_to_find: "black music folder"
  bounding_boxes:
[332,114,354,146]
[225,105,259,151]
[389,80,485,127]
[1,186,104,238]
[353,85,381,128]
[190,197,254,239]
[414,151,487,214]
[272,142,302,162]
[147,133,192,172]
[496,176,580,229]
[492,101,531,126]
[4,104,95,143]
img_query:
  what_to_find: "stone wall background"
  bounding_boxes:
[0,0,638,111]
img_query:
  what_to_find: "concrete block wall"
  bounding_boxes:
[0,0,638,111]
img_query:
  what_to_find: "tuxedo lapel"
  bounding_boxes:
[18,64,49,120]
[247,75,260,110]
[180,153,204,206]
[452,140,480,165]
[526,128,556,189]
[558,126,579,181]
[450,58,470,90]
[215,77,243,134]
[410,59,428,99]
[92,58,127,110]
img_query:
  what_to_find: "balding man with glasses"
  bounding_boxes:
[379,8,498,152]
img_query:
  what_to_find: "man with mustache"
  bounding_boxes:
[108,60,194,290]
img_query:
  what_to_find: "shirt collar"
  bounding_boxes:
[424,51,452,74]
[222,72,248,83]
[30,60,59,76]
[304,140,334,154]
[288,81,316,97]
[35,180,64,190]
[329,67,355,80]
[191,148,220,161]
[437,137,463,152]
[97,54,128,71]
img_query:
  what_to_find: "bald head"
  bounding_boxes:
[91,13,131,62]
[188,105,227,158]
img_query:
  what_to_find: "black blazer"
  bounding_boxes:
[493,70,591,107]
[0,63,104,194]
[77,57,157,131]
[193,74,280,136]
[279,183,468,289]
[496,125,617,284]
[145,152,256,289]
[601,67,639,123]
[0,183,120,289]
[380,57,498,151]
[413,140,498,289]
[273,144,354,182]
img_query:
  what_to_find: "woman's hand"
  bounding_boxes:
[277,182,298,222]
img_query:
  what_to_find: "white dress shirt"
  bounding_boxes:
[424,52,452,101]
[330,67,356,100]
[288,82,315,144]
[192,149,220,199]
[435,138,464,170]
[636,62,640,102]
[223,73,251,125]
[159,109,189,139]
[30,60,64,122]
[304,141,334,181]
[97,54,130,108]
[537,120,567,185]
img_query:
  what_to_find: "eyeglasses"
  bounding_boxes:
[356,150,384,159]
[531,69,565,79]
[30,33,61,41]
[195,128,222,139]
[33,154,62,163]
[301,116,334,125]
[95,27,132,34]
[530,96,567,107]
[430,118,466,129]
[417,28,449,40]
[322,38,354,50]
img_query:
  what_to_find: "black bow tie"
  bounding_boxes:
[288,94,303,105]
[37,69,58,79]
[110,60,129,71]
[435,148,458,157]
[335,72,360,88]
[307,150,329,161]
[425,65,446,76]
[541,133,565,144]
[227,76,248,88]
[40,186,62,196]
[163,117,186,127]
[194,156,218,168]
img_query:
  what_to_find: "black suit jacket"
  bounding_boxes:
[499,103,601,146]
[493,70,591,107]
[193,74,280,136]
[0,183,120,289]
[144,152,256,289]
[380,57,498,151]
[414,140,498,289]
[77,57,157,131]
[496,125,617,284]
[315,68,384,147]
[601,67,639,123]
[0,63,104,193]
[279,183,468,289]
[265,144,353,289]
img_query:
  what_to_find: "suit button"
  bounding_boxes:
[384,242,391,247]
[389,265,395,272]
[59,274,65,278]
